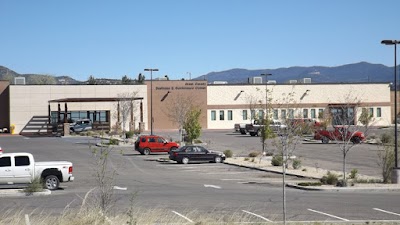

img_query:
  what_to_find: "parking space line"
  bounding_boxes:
[308,209,349,221]
[374,208,400,217]
[172,211,194,223]
[242,210,272,222]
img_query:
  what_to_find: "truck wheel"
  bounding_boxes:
[143,148,151,155]
[322,137,329,144]
[249,132,256,136]
[44,175,60,190]
[240,129,246,135]
[257,129,261,136]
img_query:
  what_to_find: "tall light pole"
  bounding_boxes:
[261,73,272,155]
[381,39,400,184]
[144,68,159,135]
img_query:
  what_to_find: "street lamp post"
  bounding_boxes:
[144,68,159,135]
[261,73,272,155]
[381,39,400,184]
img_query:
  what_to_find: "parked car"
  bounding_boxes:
[169,145,226,164]
[135,135,179,155]
[70,119,92,133]
[245,119,287,136]
[0,152,74,190]
[314,126,365,144]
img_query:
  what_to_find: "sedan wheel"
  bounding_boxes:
[214,156,222,163]
[182,157,189,164]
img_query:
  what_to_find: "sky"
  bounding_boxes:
[0,0,399,81]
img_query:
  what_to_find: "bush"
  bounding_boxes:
[193,139,202,144]
[271,155,283,166]
[297,182,322,186]
[349,168,358,179]
[223,150,233,158]
[125,131,134,139]
[336,179,348,187]
[248,152,260,157]
[244,157,249,161]
[292,159,302,169]
[109,138,119,145]
[23,177,44,194]
[302,168,307,172]
[265,152,274,156]
[320,171,339,185]
[381,132,394,144]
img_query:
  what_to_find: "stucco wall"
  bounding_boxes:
[207,83,391,129]
[10,85,147,134]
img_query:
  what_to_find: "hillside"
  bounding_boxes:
[196,62,395,84]
[0,62,397,85]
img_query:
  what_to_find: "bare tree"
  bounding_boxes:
[114,92,138,134]
[328,93,370,184]
[165,94,196,142]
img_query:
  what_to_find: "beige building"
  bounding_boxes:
[0,80,393,135]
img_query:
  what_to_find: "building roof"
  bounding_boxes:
[48,97,144,103]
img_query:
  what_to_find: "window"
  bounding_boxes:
[220,110,224,120]
[211,111,216,121]
[311,109,316,119]
[242,110,248,120]
[318,109,324,119]
[0,157,11,167]
[303,109,308,118]
[157,137,165,143]
[288,109,294,119]
[15,156,30,166]
[251,110,255,120]
[228,110,233,120]
[369,108,374,117]
[281,109,287,119]
[273,110,278,120]
[377,108,382,117]
[258,110,264,120]
[149,138,156,143]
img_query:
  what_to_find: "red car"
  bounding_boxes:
[314,127,365,144]
[135,135,179,155]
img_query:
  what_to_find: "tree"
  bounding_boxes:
[377,132,396,183]
[165,94,196,142]
[184,106,202,143]
[137,73,145,84]
[88,75,96,85]
[359,107,374,133]
[121,75,132,84]
[328,93,368,185]
[115,92,138,133]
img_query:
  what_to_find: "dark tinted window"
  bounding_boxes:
[0,157,11,167]
[157,137,165,143]
[141,138,146,142]
[15,156,30,166]
[149,138,156,143]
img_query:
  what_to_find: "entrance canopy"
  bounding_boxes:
[48,97,143,103]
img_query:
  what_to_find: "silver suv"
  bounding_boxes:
[69,119,92,133]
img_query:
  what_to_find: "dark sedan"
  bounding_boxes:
[169,145,226,164]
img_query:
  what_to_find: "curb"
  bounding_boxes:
[0,189,51,197]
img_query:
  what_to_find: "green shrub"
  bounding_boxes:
[109,138,119,145]
[223,150,233,158]
[336,179,348,187]
[193,139,202,144]
[265,152,274,156]
[320,171,339,185]
[23,177,44,194]
[251,158,255,162]
[292,159,302,169]
[302,168,307,172]
[355,178,382,183]
[125,131,134,139]
[244,157,249,161]
[271,155,283,166]
[349,168,358,179]
[381,132,393,144]
[248,152,259,157]
[297,182,322,186]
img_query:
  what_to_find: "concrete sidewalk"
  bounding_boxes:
[224,157,400,192]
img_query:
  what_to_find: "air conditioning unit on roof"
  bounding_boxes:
[248,77,263,84]
[14,77,26,85]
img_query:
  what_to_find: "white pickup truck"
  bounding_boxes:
[0,152,74,190]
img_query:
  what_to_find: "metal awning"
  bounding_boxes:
[48,97,144,103]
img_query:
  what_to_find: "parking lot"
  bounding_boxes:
[0,131,399,223]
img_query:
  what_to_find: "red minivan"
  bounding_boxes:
[134,135,179,155]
